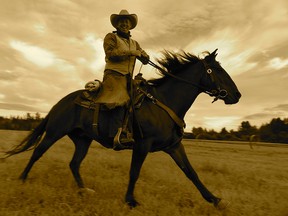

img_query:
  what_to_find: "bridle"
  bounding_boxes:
[201,59,228,103]
[147,59,228,103]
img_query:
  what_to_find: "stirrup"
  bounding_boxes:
[113,127,123,147]
[113,128,134,151]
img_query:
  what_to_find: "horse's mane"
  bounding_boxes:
[148,50,208,85]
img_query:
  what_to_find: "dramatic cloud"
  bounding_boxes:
[268,57,288,70]
[0,0,287,131]
[10,40,56,67]
[243,104,288,126]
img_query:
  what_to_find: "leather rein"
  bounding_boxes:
[135,59,228,130]
[147,59,228,103]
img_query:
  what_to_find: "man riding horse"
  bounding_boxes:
[99,10,150,150]
[3,9,242,210]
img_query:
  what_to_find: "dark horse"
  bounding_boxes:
[5,49,241,209]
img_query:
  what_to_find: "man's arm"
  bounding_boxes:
[104,33,141,61]
[135,41,150,64]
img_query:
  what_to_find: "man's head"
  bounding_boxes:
[110,10,138,31]
[116,17,132,34]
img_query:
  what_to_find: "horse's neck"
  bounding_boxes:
[153,69,202,119]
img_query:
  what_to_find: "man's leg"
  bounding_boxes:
[110,106,134,150]
[109,106,125,137]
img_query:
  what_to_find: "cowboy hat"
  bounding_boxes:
[110,10,138,29]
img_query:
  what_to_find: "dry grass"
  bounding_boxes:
[0,130,287,216]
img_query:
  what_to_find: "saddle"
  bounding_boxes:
[74,74,185,139]
[74,77,148,136]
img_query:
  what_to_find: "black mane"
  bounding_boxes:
[148,51,206,85]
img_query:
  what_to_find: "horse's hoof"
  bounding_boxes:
[214,198,230,210]
[126,199,140,208]
[19,175,27,183]
[78,187,95,196]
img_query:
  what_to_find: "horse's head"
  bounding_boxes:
[201,49,241,104]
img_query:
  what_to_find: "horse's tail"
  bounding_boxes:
[4,114,50,158]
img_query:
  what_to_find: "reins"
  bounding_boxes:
[147,60,208,91]
[147,59,228,103]
[134,56,228,130]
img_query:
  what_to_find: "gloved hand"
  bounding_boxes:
[138,52,150,65]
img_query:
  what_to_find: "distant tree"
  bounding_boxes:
[278,131,288,143]
[260,118,288,143]
[183,132,195,139]
[26,112,33,120]
[229,129,242,141]
[218,127,236,140]
[0,113,44,131]
[192,127,206,138]
[188,118,287,143]
[207,129,218,140]
[238,121,258,141]
[35,112,41,120]
[259,123,271,142]
[270,118,286,134]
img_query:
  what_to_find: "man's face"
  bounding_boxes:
[117,18,132,33]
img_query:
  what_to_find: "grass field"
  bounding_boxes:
[0,130,287,216]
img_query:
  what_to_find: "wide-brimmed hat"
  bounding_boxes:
[110,9,138,29]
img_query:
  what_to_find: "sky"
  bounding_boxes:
[0,0,287,132]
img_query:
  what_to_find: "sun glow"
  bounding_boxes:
[203,116,241,131]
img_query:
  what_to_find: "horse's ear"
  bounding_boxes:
[211,49,218,58]
[205,49,218,61]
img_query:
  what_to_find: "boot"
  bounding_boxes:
[113,127,135,151]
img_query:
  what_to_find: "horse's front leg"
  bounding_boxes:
[125,141,150,207]
[68,133,92,188]
[165,142,228,209]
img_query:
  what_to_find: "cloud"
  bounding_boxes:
[10,40,56,67]
[0,0,287,133]
[268,57,288,70]
[0,70,19,81]
[84,34,105,73]
[266,104,288,112]
[243,103,288,126]
[0,102,46,113]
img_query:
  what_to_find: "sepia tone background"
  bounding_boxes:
[1,1,287,215]
[0,0,287,131]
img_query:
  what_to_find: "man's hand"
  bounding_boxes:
[138,52,150,64]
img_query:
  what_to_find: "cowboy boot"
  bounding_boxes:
[110,107,134,150]
[113,127,135,151]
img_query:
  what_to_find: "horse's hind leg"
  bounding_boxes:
[20,134,61,181]
[165,142,221,207]
[68,132,92,188]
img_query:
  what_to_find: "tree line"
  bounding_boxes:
[0,113,287,144]
[0,113,43,131]
[184,117,288,144]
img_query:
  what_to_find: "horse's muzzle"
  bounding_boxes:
[225,91,241,104]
